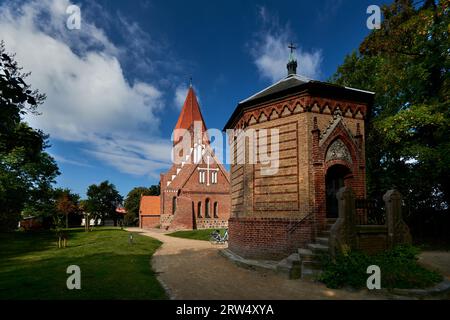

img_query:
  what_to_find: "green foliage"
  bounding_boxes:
[85,181,123,226]
[0,41,59,231]
[319,245,442,289]
[331,0,450,240]
[124,185,160,226]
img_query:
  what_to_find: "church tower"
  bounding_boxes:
[159,86,231,230]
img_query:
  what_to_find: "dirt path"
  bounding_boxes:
[127,227,391,300]
[419,251,450,280]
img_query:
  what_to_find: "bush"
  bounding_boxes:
[318,245,442,290]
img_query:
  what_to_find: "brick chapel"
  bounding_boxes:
[224,48,374,259]
[159,86,231,230]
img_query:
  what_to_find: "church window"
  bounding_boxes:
[211,171,218,184]
[197,202,202,218]
[205,198,211,218]
[199,170,206,184]
[214,202,218,218]
[172,197,177,214]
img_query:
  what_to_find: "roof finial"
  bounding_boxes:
[288,42,296,61]
[189,76,193,88]
[287,42,297,76]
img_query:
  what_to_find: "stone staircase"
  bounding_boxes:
[276,218,336,280]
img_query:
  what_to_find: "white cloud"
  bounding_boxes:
[49,153,93,168]
[0,0,173,177]
[174,85,189,110]
[250,6,323,82]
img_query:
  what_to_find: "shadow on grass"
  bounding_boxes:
[0,229,166,300]
[0,252,166,300]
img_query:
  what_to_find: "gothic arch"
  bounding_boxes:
[214,202,218,218]
[197,201,202,218]
[205,198,211,218]
[325,138,353,165]
[172,196,177,215]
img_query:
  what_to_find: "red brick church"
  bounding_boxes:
[157,86,231,230]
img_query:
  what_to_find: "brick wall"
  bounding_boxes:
[160,154,231,230]
[228,216,314,260]
[227,90,369,260]
[140,215,160,229]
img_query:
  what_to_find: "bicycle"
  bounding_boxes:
[209,229,228,244]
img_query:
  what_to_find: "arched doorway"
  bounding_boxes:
[325,164,351,218]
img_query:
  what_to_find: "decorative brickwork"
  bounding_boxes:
[159,87,231,230]
[225,71,374,260]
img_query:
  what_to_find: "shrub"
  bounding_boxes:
[318,245,442,290]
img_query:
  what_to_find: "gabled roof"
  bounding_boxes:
[239,74,310,104]
[139,196,160,215]
[224,74,375,130]
[173,87,207,144]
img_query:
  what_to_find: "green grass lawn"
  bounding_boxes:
[0,228,167,300]
[167,228,225,241]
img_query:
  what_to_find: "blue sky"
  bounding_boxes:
[0,0,390,198]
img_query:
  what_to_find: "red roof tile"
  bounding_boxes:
[173,87,207,144]
[139,196,160,215]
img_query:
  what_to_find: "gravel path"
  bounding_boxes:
[419,251,450,280]
[127,227,390,300]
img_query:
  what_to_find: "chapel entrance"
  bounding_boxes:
[325,164,351,218]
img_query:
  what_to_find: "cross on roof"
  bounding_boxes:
[288,42,297,53]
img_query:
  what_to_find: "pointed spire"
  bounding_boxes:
[287,42,297,76]
[173,86,207,145]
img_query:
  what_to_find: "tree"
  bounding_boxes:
[85,181,123,226]
[54,188,81,229]
[124,185,160,226]
[0,41,59,231]
[331,0,449,241]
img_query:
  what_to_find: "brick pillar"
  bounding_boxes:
[354,122,366,199]
[242,130,255,217]
[311,117,325,231]
[329,186,357,257]
[383,189,412,248]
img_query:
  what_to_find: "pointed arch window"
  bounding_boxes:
[205,198,211,218]
[213,202,218,218]
[172,197,177,214]
[197,202,202,218]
